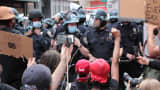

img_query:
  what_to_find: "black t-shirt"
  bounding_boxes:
[89,79,119,90]
[71,81,89,90]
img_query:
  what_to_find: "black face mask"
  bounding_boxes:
[110,18,118,24]
[123,22,130,26]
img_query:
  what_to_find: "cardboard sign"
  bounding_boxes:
[0,31,33,59]
[120,0,145,21]
[145,0,160,25]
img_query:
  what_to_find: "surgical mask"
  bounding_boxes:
[68,26,77,33]
[33,21,42,28]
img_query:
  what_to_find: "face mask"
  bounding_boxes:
[68,26,77,33]
[33,21,42,28]
[33,21,41,26]
[110,18,118,24]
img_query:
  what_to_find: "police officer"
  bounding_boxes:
[10,7,25,35]
[52,12,65,41]
[53,12,64,32]
[42,18,54,38]
[26,9,50,61]
[74,9,121,63]
[106,10,120,30]
[119,21,144,89]
[75,9,88,34]
[0,6,27,89]
[55,11,85,82]
[74,9,121,86]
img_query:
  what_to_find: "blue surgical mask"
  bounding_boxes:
[68,26,77,33]
[33,21,42,28]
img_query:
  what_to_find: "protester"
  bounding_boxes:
[70,59,90,90]
[40,50,60,73]
[21,64,52,90]
[137,79,160,90]
[146,23,160,58]
[137,56,160,70]
[89,59,119,90]
[52,44,73,90]
[0,64,17,90]
[3,3,160,90]
[0,6,27,89]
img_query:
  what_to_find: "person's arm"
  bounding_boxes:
[120,48,123,57]
[137,56,160,70]
[27,58,36,68]
[51,44,73,90]
[74,37,96,60]
[111,28,121,82]
[147,23,160,57]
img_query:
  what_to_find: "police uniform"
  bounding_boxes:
[120,22,142,56]
[54,12,86,82]
[28,32,50,61]
[78,24,88,34]
[119,22,143,90]
[83,28,114,61]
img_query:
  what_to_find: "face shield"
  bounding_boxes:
[87,14,96,27]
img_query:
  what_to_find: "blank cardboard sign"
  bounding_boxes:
[0,31,33,59]
[120,0,145,20]
[145,0,160,25]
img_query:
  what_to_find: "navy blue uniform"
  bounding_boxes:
[120,22,142,56]
[83,28,114,61]
[118,22,144,90]
[78,24,88,34]
[29,33,50,60]
[54,25,85,82]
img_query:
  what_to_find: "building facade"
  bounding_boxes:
[41,0,70,18]
[0,0,40,16]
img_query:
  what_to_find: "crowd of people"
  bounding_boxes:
[0,5,160,90]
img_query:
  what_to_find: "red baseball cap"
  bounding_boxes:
[89,59,110,84]
[75,59,90,75]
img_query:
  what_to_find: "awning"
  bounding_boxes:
[14,0,39,2]
[85,7,107,11]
